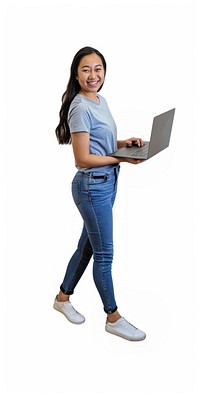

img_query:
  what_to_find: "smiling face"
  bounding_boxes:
[76,53,105,99]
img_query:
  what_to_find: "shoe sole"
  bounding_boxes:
[105,326,146,341]
[53,304,85,325]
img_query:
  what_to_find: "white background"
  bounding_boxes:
[3,0,199,399]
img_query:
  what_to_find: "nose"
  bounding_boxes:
[88,69,97,79]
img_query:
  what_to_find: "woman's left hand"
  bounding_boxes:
[124,137,144,147]
[117,137,144,149]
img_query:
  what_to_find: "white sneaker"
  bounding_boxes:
[53,298,85,324]
[105,317,146,341]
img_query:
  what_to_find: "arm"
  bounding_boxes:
[71,132,122,168]
[71,132,143,168]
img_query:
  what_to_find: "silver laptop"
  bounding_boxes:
[110,108,175,160]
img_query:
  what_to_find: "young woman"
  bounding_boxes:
[54,46,146,341]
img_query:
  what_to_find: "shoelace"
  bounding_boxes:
[121,318,138,331]
[65,302,79,315]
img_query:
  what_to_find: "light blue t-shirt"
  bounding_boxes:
[68,94,118,172]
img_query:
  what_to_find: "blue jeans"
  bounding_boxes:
[60,165,120,314]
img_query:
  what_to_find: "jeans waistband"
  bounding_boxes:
[79,165,120,179]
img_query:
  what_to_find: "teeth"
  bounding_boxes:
[87,81,99,85]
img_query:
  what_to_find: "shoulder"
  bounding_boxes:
[69,94,89,111]
[68,95,90,120]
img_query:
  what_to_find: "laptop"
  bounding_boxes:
[110,108,175,160]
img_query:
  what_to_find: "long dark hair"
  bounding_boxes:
[55,46,107,144]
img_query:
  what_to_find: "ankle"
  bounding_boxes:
[107,310,121,323]
[57,291,70,302]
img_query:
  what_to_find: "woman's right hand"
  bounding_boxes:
[120,157,145,165]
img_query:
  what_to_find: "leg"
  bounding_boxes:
[77,172,118,314]
[90,201,117,314]
[54,224,92,325]
[60,224,93,296]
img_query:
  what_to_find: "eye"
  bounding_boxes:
[82,69,89,73]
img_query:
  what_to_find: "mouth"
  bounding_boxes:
[87,80,100,86]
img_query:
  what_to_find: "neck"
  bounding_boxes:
[79,90,99,103]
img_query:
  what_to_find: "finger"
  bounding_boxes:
[133,158,144,164]
[137,138,144,147]
[140,139,144,146]
[137,159,145,163]
[130,158,142,164]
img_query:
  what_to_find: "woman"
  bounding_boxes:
[54,46,146,341]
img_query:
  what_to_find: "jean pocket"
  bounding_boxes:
[89,175,108,185]
[72,180,81,205]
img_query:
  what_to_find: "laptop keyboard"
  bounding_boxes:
[130,143,149,157]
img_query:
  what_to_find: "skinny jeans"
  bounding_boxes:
[60,165,120,314]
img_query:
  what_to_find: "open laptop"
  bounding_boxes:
[110,108,175,160]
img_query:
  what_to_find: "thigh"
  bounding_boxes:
[77,223,93,256]
[79,175,114,251]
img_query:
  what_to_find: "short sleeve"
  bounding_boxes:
[68,103,90,133]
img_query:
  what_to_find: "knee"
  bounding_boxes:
[93,246,114,265]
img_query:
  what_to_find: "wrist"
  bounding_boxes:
[117,140,126,149]
[115,157,126,163]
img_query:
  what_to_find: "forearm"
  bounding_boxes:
[75,154,123,169]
